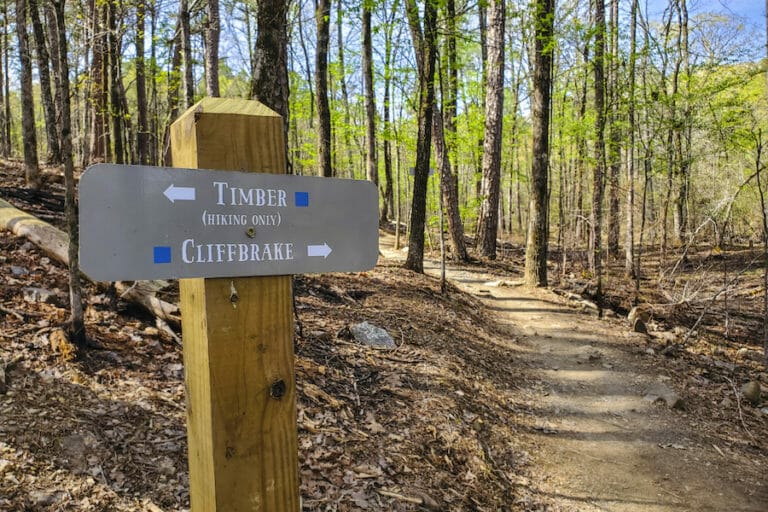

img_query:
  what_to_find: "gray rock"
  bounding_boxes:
[29,490,67,507]
[741,381,762,407]
[643,383,685,409]
[10,266,28,276]
[575,345,602,363]
[350,322,396,349]
[22,287,59,305]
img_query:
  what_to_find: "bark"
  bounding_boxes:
[180,0,194,108]
[591,0,607,314]
[382,7,394,222]
[607,0,621,258]
[403,0,437,273]
[363,1,378,190]
[107,0,123,164]
[0,1,8,157]
[50,0,85,345]
[316,0,333,177]
[336,0,353,176]
[88,0,108,163]
[29,0,61,164]
[625,0,638,277]
[16,0,40,190]
[204,0,221,97]
[476,0,505,259]
[251,0,290,168]
[136,0,149,164]
[524,0,554,287]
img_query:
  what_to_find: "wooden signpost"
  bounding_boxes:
[171,98,300,511]
[79,97,377,511]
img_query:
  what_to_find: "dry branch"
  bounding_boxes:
[0,197,180,327]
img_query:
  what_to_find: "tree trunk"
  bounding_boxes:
[476,0,505,259]
[607,0,621,258]
[403,0,437,273]
[337,0,354,177]
[16,0,40,190]
[107,0,123,164]
[382,2,395,222]
[363,2,378,191]
[316,0,333,177]
[251,0,290,169]
[180,0,194,108]
[204,0,220,97]
[625,0,638,277]
[136,0,149,164]
[29,0,61,164]
[0,1,8,157]
[50,0,85,345]
[591,0,607,314]
[88,0,108,163]
[524,0,553,287]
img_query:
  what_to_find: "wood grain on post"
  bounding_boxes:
[170,98,299,511]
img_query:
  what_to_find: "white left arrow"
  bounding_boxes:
[307,243,332,258]
[164,184,196,203]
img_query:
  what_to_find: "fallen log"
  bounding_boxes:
[0,197,180,327]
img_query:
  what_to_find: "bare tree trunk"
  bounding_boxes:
[29,0,61,164]
[180,0,194,108]
[607,0,621,258]
[591,0,607,315]
[107,0,124,164]
[136,0,149,164]
[16,0,40,189]
[0,1,12,156]
[251,0,290,169]
[382,1,395,221]
[403,0,437,273]
[476,0,505,259]
[88,0,108,163]
[51,0,86,345]
[363,1,378,190]
[204,0,220,97]
[337,0,353,176]
[0,1,8,157]
[625,0,638,278]
[524,0,553,287]
[316,0,333,177]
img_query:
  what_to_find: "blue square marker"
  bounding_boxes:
[153,246,172,264]
[295,191,309,207]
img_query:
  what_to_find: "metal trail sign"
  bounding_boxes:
[79,164,379,281]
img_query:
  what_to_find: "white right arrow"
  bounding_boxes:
[307,243,332,258]
[164,184,196,203]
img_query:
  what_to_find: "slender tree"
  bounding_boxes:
[16,0,40,189]
[625,0,638,278]
[180,0,194,108]
[525,0,554,286]
[591,0,607,314]
[606,0,621,258]
[476,0,505,258]
[251,0,290,167]
[136,0,150,164]
[204,0,221,97]
[51,0,86,345]
[363,0,378,190]
[403,0,438,273]
[29,0,61,164]
[316,0,333,177]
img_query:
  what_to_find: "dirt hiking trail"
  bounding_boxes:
[380,233,766,511]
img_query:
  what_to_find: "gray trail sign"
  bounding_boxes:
[79,164,379,281]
